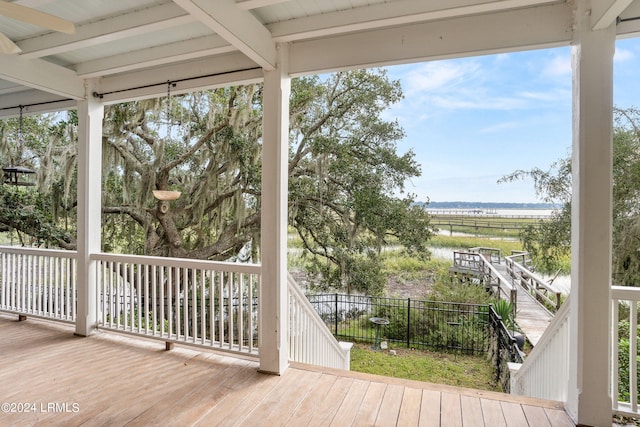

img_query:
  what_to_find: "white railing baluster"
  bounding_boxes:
[631,300,638,414]
[218,271,224,349]
[0,247,76,321]
[89,253,259,357]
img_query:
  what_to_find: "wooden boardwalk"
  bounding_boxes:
[0,314,574,426]
[492,263,553,346]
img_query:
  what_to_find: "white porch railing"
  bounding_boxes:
[612,285,640,417]
[0,247,351,369]
[509,295,570,402]
[288,273,352,370]
[93,253,260,356]
[0,246,77,322]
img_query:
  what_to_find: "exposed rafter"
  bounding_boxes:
[235,0,290,10]
[173,0,277,70]
[76,35,235,78]
[16,2,194,59]
[0,56,83,99]
[592,0,634,30]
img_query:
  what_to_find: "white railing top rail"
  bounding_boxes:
[0,245,77,258]
[91,252,260,274]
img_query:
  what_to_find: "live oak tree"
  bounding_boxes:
[0,69,433,295]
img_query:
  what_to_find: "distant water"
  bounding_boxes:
[426,208,556,217]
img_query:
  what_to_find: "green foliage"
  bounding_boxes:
[350,344,498,391]
[617,319,640,403]
[429,280,496,305]
[492,299,516,331]
[290,69,435,294]
[500,107,640,282]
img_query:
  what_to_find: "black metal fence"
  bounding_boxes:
[307,294,491,354]
[306,293,523,392]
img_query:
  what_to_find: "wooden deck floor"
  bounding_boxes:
[494,263,553,346]
[0,314,573,426]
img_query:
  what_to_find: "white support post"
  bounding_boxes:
[567,3,615,425]
[259,44,290,374]
[75,80,104,336]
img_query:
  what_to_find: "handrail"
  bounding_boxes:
[287,273,352,370]
[477,253,517,313]
[505,253,562,313]
[509,295,571,401]
[469,247,502,264]
[450,250,517,312]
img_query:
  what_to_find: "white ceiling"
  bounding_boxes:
[0,0,639,117]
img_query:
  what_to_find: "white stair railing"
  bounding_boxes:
[509,295,570,401]
[288,273,352,370]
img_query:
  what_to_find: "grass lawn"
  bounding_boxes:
[349,343,500,392]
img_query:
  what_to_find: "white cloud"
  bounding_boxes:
[541,55,571,77]
[400,61,482,93]
[615,47,634,63]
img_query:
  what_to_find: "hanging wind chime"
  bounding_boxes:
[3,105,35,186]
[152,81,181,209]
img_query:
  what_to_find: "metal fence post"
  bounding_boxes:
[407,298,411,348]
[335,293,338,335]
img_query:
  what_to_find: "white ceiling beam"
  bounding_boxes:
[270,0,561,42]
[289,2,573,76]
[592,0,634,30]
[173,0,277,70]
[236,0,290,10]
[17,2,194,59]
[76,35,236,78]
[98,52,262,103]
[0,55,84,99]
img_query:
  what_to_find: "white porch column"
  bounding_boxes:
[567,3,615,425]
[75,80,103,336]
[259,44,290,374]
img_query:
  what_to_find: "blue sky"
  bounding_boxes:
[384,38,640,204]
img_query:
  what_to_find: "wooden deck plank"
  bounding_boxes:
[284,373,338,426]
[238,368,315,424]
[419,389,441,427]
[440,392,462,427]
[501,401,529,427]
[522,404,552,427]
[0,314,575,427]
[544,408,575,427]
[374,383,405,426]
[307,376,354,427]
[352,381,387,427]
[460,395,484,427]
[480,398,507,427]
[329,378,370,427]
[396,386,423,427]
